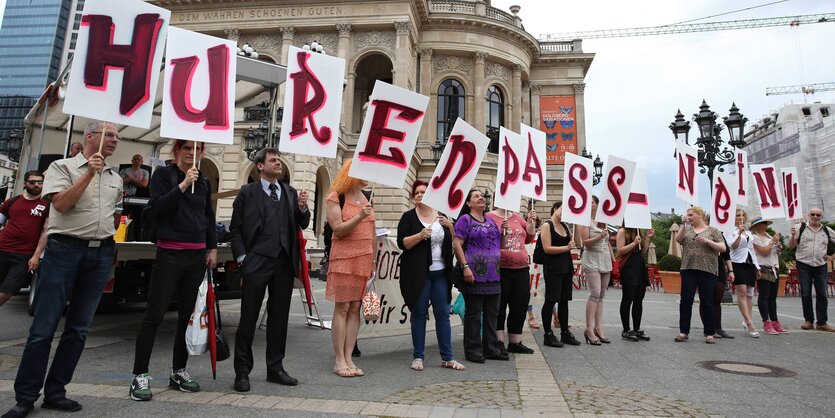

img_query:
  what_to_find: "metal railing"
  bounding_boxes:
[539,41,575,54]
[429,1,520,28]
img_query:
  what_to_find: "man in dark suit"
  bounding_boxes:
[229,148,310,392]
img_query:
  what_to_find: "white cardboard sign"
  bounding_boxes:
[751,164,785,220]
[710,170,737,236]
[349,80,429,188]
[63,0,170,129]
[781,167,804,221]
[493,127,526,212]
[594,155,636,226]
[675,142,699,206]
[422,119,490,217]
[624,168,651,229]
[161,27,236,144]
[519,124,547,202]
[735,149,749,207]
[278,45,345,159]
[561,152,593,227]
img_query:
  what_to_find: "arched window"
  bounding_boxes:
[485,85,504,153]
[436,79,466,143]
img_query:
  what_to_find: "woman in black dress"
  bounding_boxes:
[539,201,580,347]
[616,226,654,342]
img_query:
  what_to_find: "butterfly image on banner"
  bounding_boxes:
[560,120,574,129]
[546,132,558,140]
[559,106,573,114]
[561,132,574,141]
[546,143,558,152]
[543,120,557,129]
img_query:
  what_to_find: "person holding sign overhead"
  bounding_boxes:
[729,209,761,338]
[539,201,581,348]
[325,160,376,377]
[129,140,217,401]
[675,206,726,344]
[5,121,123,418]
[576,196,614,345]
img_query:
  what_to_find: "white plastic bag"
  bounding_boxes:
[185,277,209,355]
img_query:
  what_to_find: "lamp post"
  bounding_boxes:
[243,121,269,162]
[6,130,22,163]
[580,147,604,185]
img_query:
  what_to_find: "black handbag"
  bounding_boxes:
[452,264,465,288]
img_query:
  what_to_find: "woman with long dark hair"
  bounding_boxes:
[616,225,654,342]
[397,180,465,371]
[539,201,580,347]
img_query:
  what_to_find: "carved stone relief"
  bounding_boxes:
[242,33,281,55]
[206,146,225,158]
[352,31,396,52]
[432,55,472,76]
[484,62,510,81]
[294,32,338,53]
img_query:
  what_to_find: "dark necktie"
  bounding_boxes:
[269,183,279,202]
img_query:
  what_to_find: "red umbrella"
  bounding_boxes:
[296,229,313,314]
[206,270,219,380]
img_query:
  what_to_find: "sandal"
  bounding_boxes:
[674,333,689,342]
[350,366,365,377]
[528,317,541,329]
[333,368,355,378]
[441,360,466,371]
[705,336,716,344]
[410,358,424,371]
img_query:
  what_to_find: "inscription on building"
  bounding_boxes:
[175,6,346,23]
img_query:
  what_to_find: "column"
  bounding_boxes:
[530,83,541,130]
[337,24,353,132]
[336,24,352,60]
[521,82,530,126]
[393,21,412,88]
[573,83,586,154]
[418,49,434,146]
[511,64,523,129]
[473,51,487,133]
[278,26,295,66]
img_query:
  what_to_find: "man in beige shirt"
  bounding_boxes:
[789,207,835,332]
[4,121,123,418]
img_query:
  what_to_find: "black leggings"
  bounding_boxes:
[620,284,646,331]
[699,280,725,330]
[497,267,531,335]
[758,279,779,321]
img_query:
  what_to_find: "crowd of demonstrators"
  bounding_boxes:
[539,201,580,348]
[576,196,613,345]
[616,225,653,342]
[325,159,375,377]
[129,140,218,401]
[397,180,464,372]
[789,207,835,332]
[675,206,727,344]
[0,171,49,308]
[729,209,761,338]
[751,217,788,335]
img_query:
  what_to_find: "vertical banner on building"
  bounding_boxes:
[735,149,749,207]
[561,153,594,227]
[279,45,345,159]
[781,167,804,221]
[624,168,651,229]
[540,96,577,165]
[349,80,429,188]
[423,119,490,217]
[710,171,737,236]
[595,155,636,226]
[519,123,547,202]
[493,127,526,212]
[751,164,785,220]
[675,142,700,206]
[63,0,170,129]
[161,27,236,144]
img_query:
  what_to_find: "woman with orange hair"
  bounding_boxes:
[325,160,376,378]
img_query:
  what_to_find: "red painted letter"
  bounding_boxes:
[713,177,732,224]
[752,167,782,209]
[500,136,520,195]
[521,133,544,195]
[567,163,588,215]
[678,151,697,194]
[357,99,423,168]
[288,51,331,144]
[736,152,746,197]
[430,135,477,210]
[168,44,230,129]
[602,167,626,217]
[783,172,798,218]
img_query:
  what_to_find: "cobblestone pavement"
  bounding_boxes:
[383,380,522,409]
[560,382,715,417]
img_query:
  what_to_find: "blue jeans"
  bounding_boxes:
[797,262,829,325]
[14,237,114,405]
[410,270,453,361]
[679,269,717,336]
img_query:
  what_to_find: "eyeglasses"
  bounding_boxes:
[810,213,822,217]
[90,131,121,141]
[26,180,44,184]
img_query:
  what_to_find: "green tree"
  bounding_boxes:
[650,214,682,262]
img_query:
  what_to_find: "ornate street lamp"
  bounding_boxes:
[484,189,493,210]
[237,43,259,59]
[723,103,748,149]
[6,130,22,163]
[243,121,269,161]
[581,147,604,185]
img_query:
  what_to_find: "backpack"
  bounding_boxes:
[322,190,372,257]
[798,222,835,255]
[141,167,197,242]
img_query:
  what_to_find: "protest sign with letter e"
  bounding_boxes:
[735,149,749,207]
[493,127,526,212]
[519,124,547,202]
[781,167,803,221]
[561,152,593,227]
[624,168,651,229]
[594,155,636,227]
[279,46,345,159]
[161,27,236,145]
[751,164,785,220]
[422,119,490,217]
[348,80,429,188]
[63,0,170,129]
[675,142,699,206]
[710,170,737,236]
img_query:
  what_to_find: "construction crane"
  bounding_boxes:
[765,82,835,96]
[539,13,835,41]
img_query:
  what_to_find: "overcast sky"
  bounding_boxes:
[0,0,5,29]
[494,0,835,214]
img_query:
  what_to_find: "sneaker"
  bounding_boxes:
[621,330,639,342]
[506,342,535,354]
[762,320,779,335]
[543,332,564,348]
[169,369,200,393]
[635,330,651,341]
[772,320,789,334]
[129,374,152,401]
[716,329,734,339]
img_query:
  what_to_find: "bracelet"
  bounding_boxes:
[462,264,469,269]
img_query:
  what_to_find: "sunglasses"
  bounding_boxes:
[810,213,822,217]
[26,180,44,184]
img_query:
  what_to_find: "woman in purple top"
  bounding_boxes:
[453,189,504,363]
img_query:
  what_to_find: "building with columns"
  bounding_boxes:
[149,0,595,245]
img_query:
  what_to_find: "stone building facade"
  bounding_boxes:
[149,0,594,245]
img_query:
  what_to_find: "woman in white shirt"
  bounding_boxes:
[729,209,761,338]
[750,217,788,335]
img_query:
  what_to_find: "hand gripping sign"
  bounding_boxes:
[493,127,526,212]
[279,46,345,159]
[751,164,785,220]
[561,152,594,227]
[594,155,637,226]
[710,170,737,236]
[675,142,700,206]
[624,168,651,229]
[348,81,429,188]
[781,167,804,221]
[519,124,547,202]
[161,28,236,144]
[735,149,749,207]
[63,0,170,129]
[422,119,490,217]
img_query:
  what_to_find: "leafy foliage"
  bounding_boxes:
[658,254,682,271]
[650,214,682,262]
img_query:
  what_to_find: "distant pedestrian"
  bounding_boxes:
[675,206,726,344]
[576,196,613,345]
[616,225,654,342]
[788,207,835,332]
[729,209,761,338]
[539,201,580,348]
[68,142,83,157]
[750,217,788,334]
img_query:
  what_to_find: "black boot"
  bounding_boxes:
[621,330,639,342]
[543,332,564,348]
[635,330,651,341]
[561,331,581,346]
